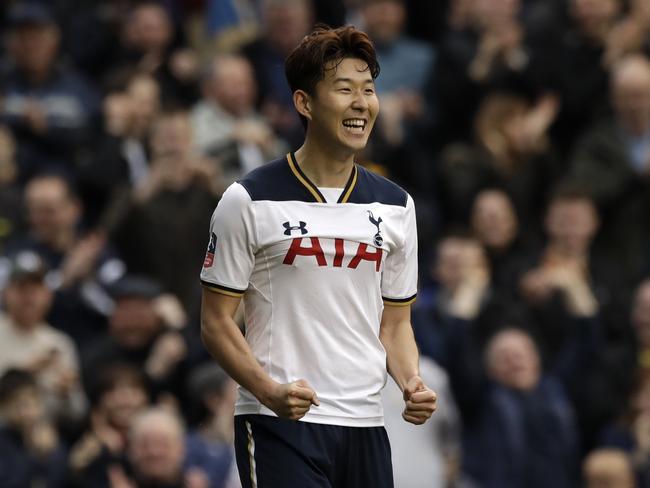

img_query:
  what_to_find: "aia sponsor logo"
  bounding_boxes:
[282,237,383,271]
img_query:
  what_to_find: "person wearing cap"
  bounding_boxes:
[81,275,192,403]
[0,1,100,184]
[0,250,86,423]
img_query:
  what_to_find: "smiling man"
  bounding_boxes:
[199,25,436,488]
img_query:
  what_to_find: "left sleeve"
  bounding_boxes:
[381,194,418,306]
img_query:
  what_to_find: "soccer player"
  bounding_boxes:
[200,25,437,487]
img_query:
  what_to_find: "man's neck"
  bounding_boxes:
[294,138,355,188]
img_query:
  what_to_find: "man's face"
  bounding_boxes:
[25,178,79,244]
[100,380,148,431]
[130,419,184,483]
[109,297,160,349]
[471,190,518,251]
[8,24,59,75]
[307,57,379,154]
[211,58,257,117]
[545,198,598,255]
[0,385,44,430]
[486,330,540,391]
[3,279,52,327]
[362,0,406,44]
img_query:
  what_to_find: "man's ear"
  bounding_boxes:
[293,90,312,121]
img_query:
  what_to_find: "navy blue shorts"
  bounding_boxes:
[234,414,394,488]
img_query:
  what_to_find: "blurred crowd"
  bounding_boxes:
[1,0,650,487]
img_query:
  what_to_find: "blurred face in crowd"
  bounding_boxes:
[632,281,650,347]
[124,3,173,54]
[207,56,257,118]
[103,92,135,136]
[362,0,406,45]
[583,449,636,488]
[109,297,161,349]
[433,236,487,290]
[263,0,313,55]
[129,410,185,485]
[571,0,620,35]
[0,384,44,430]
[99,376,149,432]
[545,197,599,256]
[611,56,650,136]
[150,112,193,162]
[471,189,518,252]
[25,176,80,246]
[486,329,540,391]
[7,23,59,78]
[3,278,53,328]
[127,75,161,137]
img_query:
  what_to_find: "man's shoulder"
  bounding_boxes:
[237,155,305,202]
[349,165,409,208]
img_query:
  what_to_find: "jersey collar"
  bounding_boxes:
[287,152,358,204]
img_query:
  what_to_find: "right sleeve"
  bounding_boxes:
[200,183,256,297]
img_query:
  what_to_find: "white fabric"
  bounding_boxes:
[201,182,418,427]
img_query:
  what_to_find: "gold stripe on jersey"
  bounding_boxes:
[201,280,246,297]
[338,164,358,203]
[383,294,417,307]
[287,153,325,203]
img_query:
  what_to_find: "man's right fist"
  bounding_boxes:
[263,379,320,420]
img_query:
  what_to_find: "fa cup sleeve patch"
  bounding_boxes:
[203,232,217,267]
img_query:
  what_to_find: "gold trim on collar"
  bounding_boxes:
[287,153,325,203]
[338,164,358,203]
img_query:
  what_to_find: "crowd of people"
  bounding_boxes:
[0,0,650,487]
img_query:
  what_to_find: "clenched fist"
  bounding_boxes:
[263,379,320,420]
[402,376,437,425]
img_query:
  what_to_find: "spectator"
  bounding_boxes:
[0,251,86,423]
[0,369,68,488]
[462,328,578,488]
[113,109,220,313]
[118,407,209,488]
[192,54,286,187]
[412,233,514,368]
[599,374,650,486]
[470,188,530,296]
[359,0,434,145]
[604,0,650,66]
[82,275,192,403]
[554,0,623,150]
[68,362,151,488]
[583,448,637,488]
[0,1,100,184]
[185,363,240,488]
[6,174,125,347]
[568,54,650,278]
[437,90,561,227]
[115,1,200,106]
[78,72,162,228]
[241,0,314,146]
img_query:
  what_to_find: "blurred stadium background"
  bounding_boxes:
[1,0,650,486]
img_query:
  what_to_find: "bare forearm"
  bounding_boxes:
[201,313,276,404]
[380,318,420,392]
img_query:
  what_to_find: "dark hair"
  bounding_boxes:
[285,25,380,127]
[0,369,37,404]
[86,362,150,406]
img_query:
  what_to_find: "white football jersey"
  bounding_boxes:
[200,153,418,427]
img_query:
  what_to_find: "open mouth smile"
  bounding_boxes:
[342,118,367,134]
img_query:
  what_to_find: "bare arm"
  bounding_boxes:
[380,304,437,424]
[200,288,319,419]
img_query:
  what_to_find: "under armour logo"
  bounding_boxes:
[283,221,308,235]
[367,211,383,247]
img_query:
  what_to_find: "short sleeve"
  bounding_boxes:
[200,183,256,297]
[381,194,418,306]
